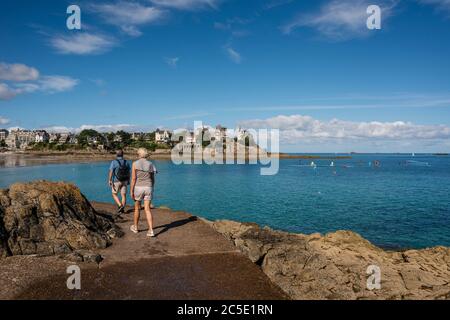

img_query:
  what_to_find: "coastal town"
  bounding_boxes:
[0,125,252,152]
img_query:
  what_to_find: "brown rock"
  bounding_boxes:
[211,220,450,300]
[0,181,123,258]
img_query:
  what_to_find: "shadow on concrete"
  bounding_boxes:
[154,216,198,236]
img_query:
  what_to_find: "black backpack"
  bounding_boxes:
[114,159,130,182]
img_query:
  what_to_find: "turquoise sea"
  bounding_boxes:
[1,154,449,249]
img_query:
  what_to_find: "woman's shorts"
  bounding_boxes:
[134,186,153,201]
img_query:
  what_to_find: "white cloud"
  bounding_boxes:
[41,126,74,133]
[0,63,39,81]
[281,0,397,40]
[0,62,78,101]
[0,83,18,100]
[225,46,242,63]
[50,32,117,55]
[7,126,25,132]
[0,77,78,101]
[239,114,450,142]
[89,2,166,36]
[38,76,79,94]
[150,0,221,10]
[42,124,148,133]
[79,124,139,132]
[0,82,41,100]
[0,116,10,125]
[164,57,179,68]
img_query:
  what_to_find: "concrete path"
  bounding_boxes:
[12,203,287,300]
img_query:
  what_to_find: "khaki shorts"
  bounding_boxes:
[112,181,128,195]
[134,186,153,201]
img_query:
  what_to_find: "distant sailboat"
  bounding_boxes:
[412,152,415,157]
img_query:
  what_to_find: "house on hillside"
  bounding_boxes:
[131,132,146,141]
[155,129,171,143]
[5,132,19,149]
[5,129,35,149]
[0,129,8,141]
[34,130,49,143]
[58,133,72,144]
[49,133,60,143]
[214,125,227,142]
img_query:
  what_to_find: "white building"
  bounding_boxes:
[87,136,100,145]
[155,129,171,143]
[34,130,49,143]
[0,129,8,141]
[49,133,60,143]
[5,129,35,149]
[131,132,147,141]
[184,131,196,144]
[58,133,71,144]
[214,125,227,142]
[5,133,19,149]
[236,127,249,142]
[68,134,77,144]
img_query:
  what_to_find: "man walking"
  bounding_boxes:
[108,149,131,214]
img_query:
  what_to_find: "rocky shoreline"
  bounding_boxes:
[0,181,449,300]
[207,219,450,300]
[0,181,123,260]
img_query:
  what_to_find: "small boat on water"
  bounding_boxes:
[406,160,430,167]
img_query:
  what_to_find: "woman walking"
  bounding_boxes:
[130,148,157,237]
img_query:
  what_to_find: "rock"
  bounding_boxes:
[211,220,450,300]
[64,250,103,264]
[0,181,123,258]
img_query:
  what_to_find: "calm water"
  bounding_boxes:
[1,154,449,249]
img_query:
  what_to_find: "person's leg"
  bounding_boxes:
[144,200,154,235]
[133,200,141,230]
[120,185,127,208]
[150,181,155,209]
[112,183,122,207]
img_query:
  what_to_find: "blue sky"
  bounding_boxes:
[1,0,450,152]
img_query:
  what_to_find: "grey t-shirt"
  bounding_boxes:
[134,158,156,187]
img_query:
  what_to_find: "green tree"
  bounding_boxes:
[77,129,104,146]
[116,130,132,147]
[147,131,156,142]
